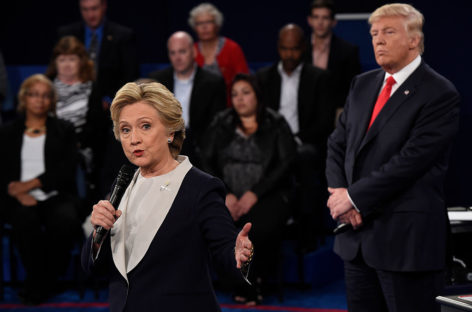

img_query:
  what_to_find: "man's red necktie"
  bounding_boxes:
[368,76,396,130]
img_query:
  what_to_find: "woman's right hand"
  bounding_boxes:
[90,200,122,231]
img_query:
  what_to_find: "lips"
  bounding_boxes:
[133,150,144,156]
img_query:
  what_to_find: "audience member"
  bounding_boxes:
[306,0,361,121]
[256,24,334,250]
[326,4,460,311]
[149,31,226,165]
[45,35,102,216]
[201,73,296,305]
[58,0,139,111]
[58,0,139,197]
[188,2,249,104]
[0,74,80,305]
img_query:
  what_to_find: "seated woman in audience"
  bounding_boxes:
[201,73,296,305]
[46,36,101,210]
[0,74,79,305]
[188,3,249,104]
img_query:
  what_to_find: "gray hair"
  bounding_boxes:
[188,3,224,29]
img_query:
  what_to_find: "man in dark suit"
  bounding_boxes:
[256,24,334,249]
[149,31,226,165]
[326,4,460,311]
[306,0,361,120]
[58,0,139,112]
[58,0,139,198]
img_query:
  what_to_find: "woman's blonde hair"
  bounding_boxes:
[17,74,57,115]
[110,82,186,159]
[369,3,424,54]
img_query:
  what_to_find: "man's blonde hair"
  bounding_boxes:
[369,3,424,54]
[110,82,185,159]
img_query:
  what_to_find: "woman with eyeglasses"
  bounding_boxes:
[188,3,249,105]
[0,74,80,305]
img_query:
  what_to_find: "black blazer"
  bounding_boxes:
[306,35,361,108]
[255,63,334,152]
[0,116,78,206]
[148,66,226,146]
[58,20,139,103]
[82,167,241,312]
[326,62,460,271]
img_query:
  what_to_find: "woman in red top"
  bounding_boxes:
[188,3,249,105]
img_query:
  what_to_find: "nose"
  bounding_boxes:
[374,33,385,46]
[130,129,141,145]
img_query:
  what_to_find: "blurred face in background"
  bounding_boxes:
[194,13,219,41]
[168,34,195,76]
[25,82,53,118]
[278,30,304,75]
[80,0,107,30]
[56,54,81,82]
[232,80,258,118]
[308,7,336,39]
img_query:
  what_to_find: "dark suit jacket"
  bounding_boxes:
[0,116,78,209]
[256,63,334,153]
[306,35,361,108]
[326,61,460,271]
[58,20,139,104]
[148,66,226,147]
[82,167,241,312]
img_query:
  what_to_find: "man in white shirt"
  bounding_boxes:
[149,31,226,164]
[256,24,334,251]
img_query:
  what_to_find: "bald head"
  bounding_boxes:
[278,24,305,44]
[167,31,194,49]
[167,31,196,78]
[278,24,306,75]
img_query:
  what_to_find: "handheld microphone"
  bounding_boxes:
[93,164,135,245]
[333,222,351,235]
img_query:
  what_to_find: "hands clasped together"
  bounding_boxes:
[8,179,41,207]
[327,187,363,230]
[226,191,258,221]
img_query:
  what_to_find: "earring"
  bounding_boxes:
[167,138,172,144]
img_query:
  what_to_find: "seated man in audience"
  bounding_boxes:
[149,31,226,165]
[306,0,361,121]
[256,24,334,250]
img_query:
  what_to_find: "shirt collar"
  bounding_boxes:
[277,61,303,78]
[311,33,332,51]
[84,20,105,37]
[385,55,422,85]
[173,63,197,83]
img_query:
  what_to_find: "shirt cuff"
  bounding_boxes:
[346,190,360,213]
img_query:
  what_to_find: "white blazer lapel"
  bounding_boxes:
[110,170,139,283]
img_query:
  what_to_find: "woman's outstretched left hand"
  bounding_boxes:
[235,222,253,269]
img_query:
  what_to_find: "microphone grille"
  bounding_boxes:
[116,165,135,186]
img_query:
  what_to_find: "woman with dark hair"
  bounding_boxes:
[0,74,79,305]
[201,73,296,305]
